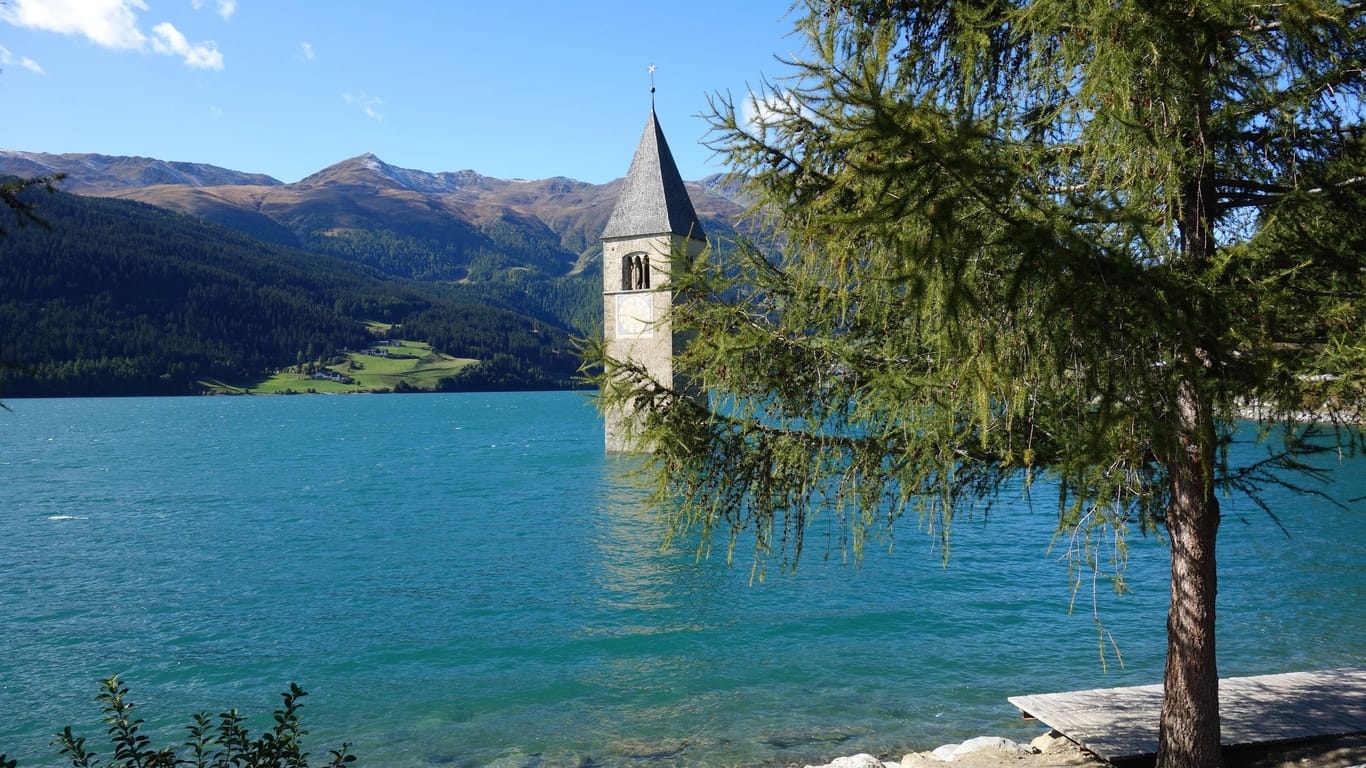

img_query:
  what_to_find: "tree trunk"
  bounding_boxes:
[1157,378,1224,768]
[1158,17,1226,763]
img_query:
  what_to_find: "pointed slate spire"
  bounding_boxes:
[602,110,705,241]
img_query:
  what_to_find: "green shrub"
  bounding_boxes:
[2,675,355,768]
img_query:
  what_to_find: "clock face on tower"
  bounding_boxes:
[615,292,654,338]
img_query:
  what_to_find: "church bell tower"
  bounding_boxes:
[600,107,706,453]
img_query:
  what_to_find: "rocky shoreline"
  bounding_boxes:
[801,731,1105,768]
[801,730,1366,768]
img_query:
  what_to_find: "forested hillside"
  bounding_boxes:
[0,150,751,398]
[0,189,581,396]
[0,150,747,336]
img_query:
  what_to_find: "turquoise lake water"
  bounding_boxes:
[1,391,1362,768]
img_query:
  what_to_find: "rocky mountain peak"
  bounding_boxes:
[296,152,499,197]
[0,149,283,193]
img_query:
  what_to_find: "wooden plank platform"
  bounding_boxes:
[1008,667,1366,761]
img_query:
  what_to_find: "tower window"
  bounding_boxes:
[621,252,650,291]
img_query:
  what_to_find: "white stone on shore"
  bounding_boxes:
[931,744,961,761]
[906,735,1033,764]
[803,753,889,768]
[955,736,1031,757]
[813,733,1061,768]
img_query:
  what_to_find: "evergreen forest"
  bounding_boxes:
[0,188,587,397]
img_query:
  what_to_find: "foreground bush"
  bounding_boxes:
[2,675,355,768]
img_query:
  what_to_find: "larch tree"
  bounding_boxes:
[583,2,1365,768]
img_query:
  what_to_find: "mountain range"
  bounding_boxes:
[0,149,746,279]
[0,149,750,396]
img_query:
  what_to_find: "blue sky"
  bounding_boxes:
[0,1,803,184]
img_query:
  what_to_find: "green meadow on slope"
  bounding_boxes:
[225,339,479,394]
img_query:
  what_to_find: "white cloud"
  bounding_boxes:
[742,88,814,131]
[150,21,222,69]
[0,0,224,69]
[342,92,384,122]
[191,0,236,20]
[300,41,314,61]
[208,105,224,120]
[0,0,149,49]
[0,43,42,73]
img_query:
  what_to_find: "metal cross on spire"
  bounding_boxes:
[649,63,656,108]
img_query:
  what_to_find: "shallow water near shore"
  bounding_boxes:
[2,392,1362,768]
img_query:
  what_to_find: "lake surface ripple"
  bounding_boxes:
[2,392,1361,767]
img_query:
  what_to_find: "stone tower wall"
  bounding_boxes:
[601,232,700,453]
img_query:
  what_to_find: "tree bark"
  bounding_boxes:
[1157,382,1224,768]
